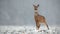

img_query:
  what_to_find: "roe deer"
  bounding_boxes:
[33,4,49,30]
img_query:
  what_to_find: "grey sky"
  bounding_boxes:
[0,0,60,26]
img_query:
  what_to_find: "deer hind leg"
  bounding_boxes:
[46,23,49,30]
[44,21,49,30]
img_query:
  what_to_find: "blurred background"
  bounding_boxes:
[0,0,60,27]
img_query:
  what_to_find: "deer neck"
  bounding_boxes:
[34,10,39,16]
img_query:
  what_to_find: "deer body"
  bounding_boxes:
[33,4,49,30]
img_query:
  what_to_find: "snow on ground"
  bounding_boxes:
[0,26,59,34]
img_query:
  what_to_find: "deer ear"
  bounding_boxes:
[33,4,35,7]
[37,4,39,7]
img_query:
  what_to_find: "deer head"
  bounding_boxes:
[33,4,39,10]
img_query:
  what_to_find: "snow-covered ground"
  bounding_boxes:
[0,26,59,34]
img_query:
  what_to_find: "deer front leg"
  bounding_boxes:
[36,22,40,30]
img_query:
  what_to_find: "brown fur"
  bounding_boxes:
[33,4,49,30]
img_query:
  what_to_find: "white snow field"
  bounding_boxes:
[0,26,59,34]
